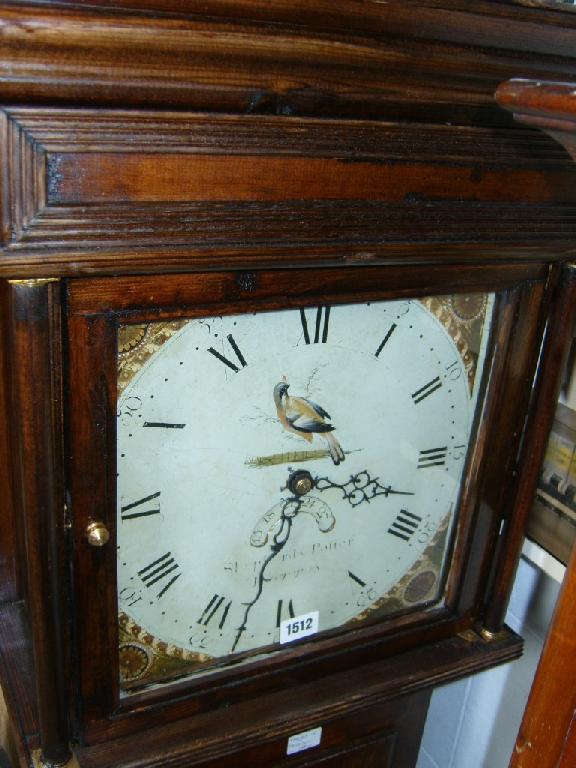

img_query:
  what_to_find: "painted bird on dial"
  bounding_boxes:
[273,380,345,465]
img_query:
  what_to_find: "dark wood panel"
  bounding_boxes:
[11,202,576,261]
[456,279,548,619]
[51,153,576,205]
[0,284,21,602]
[66,262,549,316]
[2,107,575,276]
[0,109,576,270]
[497,79,576,165]
[0,243,570,281]
[17,0,576,33]
[0,603,39,758]
[296,734,395,768]
[67,313,120,726]
[448,287,521,614]
[6,280,71,765]
[7,109,568,165]
[74,629,521,760]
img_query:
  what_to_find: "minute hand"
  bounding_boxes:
[314,470,414,508]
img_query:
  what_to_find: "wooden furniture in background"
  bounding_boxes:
[496,77,576,768]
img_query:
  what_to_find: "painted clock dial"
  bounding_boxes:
[116,294,494,692]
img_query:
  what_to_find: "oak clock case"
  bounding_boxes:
[115,294,492,692]
[66,264,539,739]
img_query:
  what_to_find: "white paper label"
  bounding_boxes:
[286,726,323,756]
[280,610,319,644]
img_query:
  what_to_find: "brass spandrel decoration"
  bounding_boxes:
[118,320,187,394]
[420,293,488,394]
[119,611,210,688]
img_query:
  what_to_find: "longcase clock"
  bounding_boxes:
[1,3,576,768]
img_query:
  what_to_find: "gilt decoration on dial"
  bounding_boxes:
[116,294,493,692]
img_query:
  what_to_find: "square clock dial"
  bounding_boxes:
[115,293,494,692]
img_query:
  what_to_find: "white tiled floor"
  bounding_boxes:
[416,554,562,768]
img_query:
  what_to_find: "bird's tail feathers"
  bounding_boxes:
[324,433,345,465]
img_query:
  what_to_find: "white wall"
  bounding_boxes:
[417,553,561,768]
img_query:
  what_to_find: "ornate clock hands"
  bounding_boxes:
[314,469,414,508]
[233,470,334,653]
[233,468,413,652]
[250,496,334,548]
[250,469,335,548]
[232,498,295,652]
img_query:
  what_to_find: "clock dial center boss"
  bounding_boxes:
[115,296,493,690]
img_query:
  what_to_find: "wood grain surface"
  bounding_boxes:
[1,107,574,278]
[0,4,575,766]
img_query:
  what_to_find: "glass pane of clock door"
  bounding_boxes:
[116,292,495,694]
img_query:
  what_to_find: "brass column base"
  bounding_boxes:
[31,750,79,768]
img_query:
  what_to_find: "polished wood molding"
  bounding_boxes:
[7,280,71,765]
[496,79,576,163]
[74,629,521,768]
[0,107,575,278]
[0,1,575,124]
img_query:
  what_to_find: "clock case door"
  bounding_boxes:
[64,260,552,743]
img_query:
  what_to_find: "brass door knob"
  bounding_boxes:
[85,521,110,547]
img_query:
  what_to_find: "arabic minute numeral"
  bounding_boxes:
[445,360,463,380]
[416,519,437,545]
[117,395,142,419]
[119,586,143,608]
